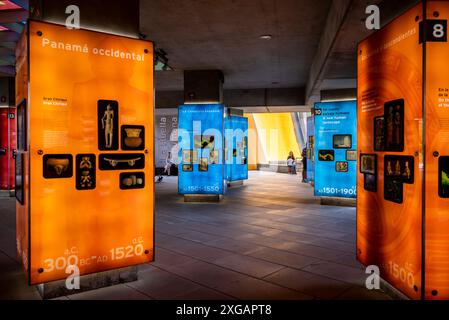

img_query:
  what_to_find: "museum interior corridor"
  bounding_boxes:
[0,172,391,300]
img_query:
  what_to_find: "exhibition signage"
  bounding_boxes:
[178,104,225,195]
[357,3,423,299]
[16,21,154,285]
[313,101,357,198]
[224,115,248,182]
[306,116,314,183]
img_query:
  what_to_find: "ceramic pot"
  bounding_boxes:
[124,128,142,148]
[47,158,69,176]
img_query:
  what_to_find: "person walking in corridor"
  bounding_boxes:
[301,147,307,183]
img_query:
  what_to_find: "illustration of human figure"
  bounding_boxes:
[102,104,114,148]
[393,107,402,145]
[403,161,411,179]
[394,160,401,176]
[80,171,93,188]
[386,107,394,146]
[386,161,393,176]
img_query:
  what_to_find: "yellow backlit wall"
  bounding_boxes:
[246,113,301,168]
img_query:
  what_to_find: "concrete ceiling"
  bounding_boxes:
[140,0,333,91]
[141,0,420,108]
[306,0,420,105]
[0,0,422,109]
[0,0,28,77]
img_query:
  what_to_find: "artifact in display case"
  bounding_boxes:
[121,125,145,150]
[318,150,334,161]
[336,161,349,172]
[225,148,229,161]
[384,155,414,184]
[374,116,385,151]
[76,154,96,190]
[17,99,27,151]
[346,150,357,161]
[333,134,352,149]
[233,149,237,157]
[210,150,219,164]
[183,164,193,172]
[384,179,403,204]
[360,154,377,175]
[192,150,199,163]
[182,149,193,163]
[98,100,119,151]
[15,153,24,204]
[43,154,73,179]
[384,99,404,152]
[120,172,145,189]
[199,158,208,171]
[309,136,314,145]
[99,153,145,170]
[242,156,247,165]
[439,156,449,198]
[364,173,377,192]
[194,135,215,149]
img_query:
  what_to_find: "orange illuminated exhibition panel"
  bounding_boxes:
[358,0,449,300]
[15,21,154,285]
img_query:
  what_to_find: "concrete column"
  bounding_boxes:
[184,70,224,104]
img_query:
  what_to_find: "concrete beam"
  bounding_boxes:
[155,87,305,109]
[0,42,18,49]
[0,9,28,23]
[0,31,20,43]
[320,88,357,102]
[2,22,25,34]
[305,0,420,106]
[0,48,15,56]
[305,0,354,106]
[0,66,15,76]
[0,56,15,66]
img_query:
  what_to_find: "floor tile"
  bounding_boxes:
[68,284,152,300]
[264,268,351,299]
[212,253,284,278]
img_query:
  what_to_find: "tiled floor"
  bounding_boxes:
[0,171,392,300]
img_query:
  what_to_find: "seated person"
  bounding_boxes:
[287,151,297,174]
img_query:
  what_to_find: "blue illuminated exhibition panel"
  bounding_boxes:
[178,104,225,195]
[306,116,315,183]
[314,101,357,198]
[225,115,248,182]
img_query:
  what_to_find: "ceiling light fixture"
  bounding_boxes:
[259,35,272,40]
